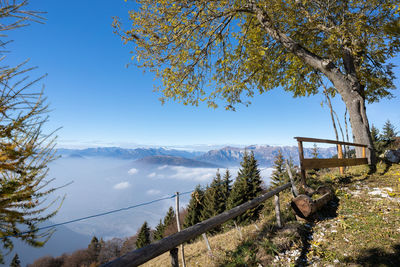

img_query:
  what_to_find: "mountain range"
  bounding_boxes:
[57,145,337,167]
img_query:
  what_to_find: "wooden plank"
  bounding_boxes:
[302,158,368,169]
[102,183,291,267]
[337,145,344,175]
[274,194,282,228]
[202,233,212,252]
[297,141,306,187]
[294,137,367,147]
[285,160,299,197]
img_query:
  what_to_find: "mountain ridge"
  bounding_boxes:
[57,145,337,167]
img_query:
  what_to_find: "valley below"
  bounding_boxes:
[8,144,336,266]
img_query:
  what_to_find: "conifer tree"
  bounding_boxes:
[270,150,286,187]
[10,254,20,267]
[381,120,398,150]
[153,219,164,241]
[201,170,226,222]
[221,169,232,210]
[227,151,263,225]
[370,124,383,154]
[310,144,320,172]
[163,207,175,228]
[135,221,150,249]
[183,185,204,228]
[247,152,263,200]
[0,2,61,262]
[311,144,319,158]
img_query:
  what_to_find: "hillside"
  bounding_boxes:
[143,163,400,266]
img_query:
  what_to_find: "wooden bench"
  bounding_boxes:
[295,136,368,189]
[292,137,368,218]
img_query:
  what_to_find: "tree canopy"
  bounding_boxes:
[115,0,400,165]
[114,0,399,108]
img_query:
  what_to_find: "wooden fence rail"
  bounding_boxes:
[102,182,292,267]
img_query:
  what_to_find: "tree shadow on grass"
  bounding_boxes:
[380,160,392,175]
[343,243,400,267]
[294,222,314,267]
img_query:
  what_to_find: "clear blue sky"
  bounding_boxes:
[6,0,400,149]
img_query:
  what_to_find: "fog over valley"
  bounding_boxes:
[9,145,336,265]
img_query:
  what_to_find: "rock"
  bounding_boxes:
[384,149,400,163]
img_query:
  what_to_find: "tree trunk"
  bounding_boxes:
[331,81,376,166]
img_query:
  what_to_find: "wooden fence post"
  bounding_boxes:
[170,247,179,267]
[286,160,299,197]
[233,221,243,240]
[202,233,212,254]
[175,192,186,267]
[297,140,306,187]
[337,144,344,175]
[274,194,282,228]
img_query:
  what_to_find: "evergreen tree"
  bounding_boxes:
[381,120,398,150]
[153,219,165,241]
[10,254,20,267]
[311,144,320,172]
[247,152,263,200]
[0,2,61,262]
[270,150,286,187]
[370,124,383,154]
[227,151,263,225]
[201,170,226,222]
[183,185,204,228]
[311,143,319,158]
[135,221,151,249]
[163,207,175,228]
[221,169,232,210]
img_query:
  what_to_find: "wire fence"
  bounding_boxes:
[0,180,229,240]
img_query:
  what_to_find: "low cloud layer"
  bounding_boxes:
[167,166,218,181]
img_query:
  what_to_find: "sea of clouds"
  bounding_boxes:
[11,157,273,265]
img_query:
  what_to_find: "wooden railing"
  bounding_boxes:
[295,137,368,187]
[102,182,292,267]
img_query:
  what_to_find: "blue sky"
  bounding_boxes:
[6,0,400,149]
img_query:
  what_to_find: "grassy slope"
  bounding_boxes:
[143,163,400,266]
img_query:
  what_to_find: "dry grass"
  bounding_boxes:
[143,189,299,267]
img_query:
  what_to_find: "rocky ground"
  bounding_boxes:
[273,163,400,266]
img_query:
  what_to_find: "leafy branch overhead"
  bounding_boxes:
[114,0,399,109]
